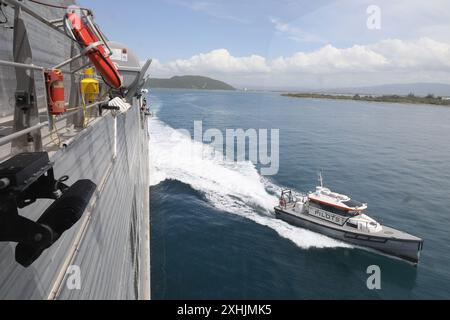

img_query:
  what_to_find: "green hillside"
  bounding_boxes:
[147,76,235,91]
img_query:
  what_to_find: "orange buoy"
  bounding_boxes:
[66,12,122,89]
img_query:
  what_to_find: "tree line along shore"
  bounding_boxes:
[282,93,450,106]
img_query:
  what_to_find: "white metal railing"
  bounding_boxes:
[0,59,50,146]
[0,0,113,148]
[0,59,111,147]
[0,60,44,71]
[0,122,49,146]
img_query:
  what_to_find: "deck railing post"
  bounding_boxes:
[68,42,85,128]
[11,5,42,154]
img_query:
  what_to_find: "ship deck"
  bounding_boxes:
[0,105,104,162]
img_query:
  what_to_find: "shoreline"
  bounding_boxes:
[282,93,450,106]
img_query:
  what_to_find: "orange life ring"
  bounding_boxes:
[66,13,122,89]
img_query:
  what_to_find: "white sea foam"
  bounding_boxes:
[148,112,352,250]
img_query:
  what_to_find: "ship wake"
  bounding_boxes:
[148,117,352,250]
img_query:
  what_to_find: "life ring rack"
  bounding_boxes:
[64,11,122,89]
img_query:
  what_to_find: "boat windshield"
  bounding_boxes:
[343,199,364,208]
[311,202,360,217]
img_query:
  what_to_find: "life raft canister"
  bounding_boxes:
[45,69,66,115]
[66,12,122,89]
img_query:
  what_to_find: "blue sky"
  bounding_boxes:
[80,0,332,60]
[79,0,450,88]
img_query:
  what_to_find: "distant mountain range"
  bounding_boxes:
[312,83,450,97]
[147,76,235,91]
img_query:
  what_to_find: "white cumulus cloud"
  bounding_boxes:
[369,38,450,70]
[150,38,450,87]
[272,44,389,74]
[152,49,270,76]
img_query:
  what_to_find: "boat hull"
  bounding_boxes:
[275,208,423,264]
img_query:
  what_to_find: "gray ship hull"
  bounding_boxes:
[0,105,150,299]
[0,0,150,299]
[275,207,423,264]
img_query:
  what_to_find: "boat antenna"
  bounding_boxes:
[318,171,324,188]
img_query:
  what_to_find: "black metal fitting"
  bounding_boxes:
[0,152,97,267]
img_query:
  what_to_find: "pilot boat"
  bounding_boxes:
[275,174,424,264]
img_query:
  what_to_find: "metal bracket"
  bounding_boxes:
[0,152,97,267]
[280,190,294,203]
[14,90,35,109]
[53,11,112,71]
